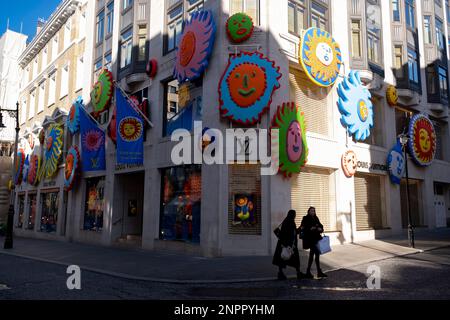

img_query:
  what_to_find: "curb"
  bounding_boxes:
[0,245,448,285]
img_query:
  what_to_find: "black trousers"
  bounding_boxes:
[307,244,321,272]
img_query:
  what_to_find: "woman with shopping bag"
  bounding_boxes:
[272,210,304,280]
[300,207,328,279]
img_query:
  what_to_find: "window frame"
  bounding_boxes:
[287,0,330,36]
[405,0,416,30]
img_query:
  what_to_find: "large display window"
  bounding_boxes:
[27,194,37,230]
[83,177,105,232]
[160,165,201,243]
[40,191,59,233]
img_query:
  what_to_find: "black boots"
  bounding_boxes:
[278,271,287,280]
[317,270,328,278]
[304,271,314,279]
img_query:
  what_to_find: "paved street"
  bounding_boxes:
[1,247,449,299]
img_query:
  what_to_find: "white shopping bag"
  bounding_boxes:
[317,235,332,255]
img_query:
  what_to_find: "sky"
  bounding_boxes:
[1,1,62,41]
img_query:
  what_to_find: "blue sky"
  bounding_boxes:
[1,1,62,41]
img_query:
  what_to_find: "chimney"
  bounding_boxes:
[36,18,46,35]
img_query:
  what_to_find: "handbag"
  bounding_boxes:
[316,235,332,255]
[281,246,294,261]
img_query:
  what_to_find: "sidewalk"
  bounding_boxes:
[0,228,449,284]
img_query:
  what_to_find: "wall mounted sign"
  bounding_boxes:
[337,71,374,141]
[342,150,357,178]
[219,52,281,125]
[64,146,81,191]
[14,149,25,185]
[146,58,158,78]
[173,10,216,83]
[408,114,436,166]
[386,85,398,107]
[67,97,82,134]
[42,124,64,179]
[226,12,254,43]
[299,27,342,87]
[387,139,405,185]
[270,102,308,178]
[28,154,41,186]
[90,69,113,117]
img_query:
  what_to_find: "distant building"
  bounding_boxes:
[0,29,27,224]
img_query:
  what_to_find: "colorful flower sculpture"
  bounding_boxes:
[408,114,436,166]
[28,154,41,186]
[67,97,82,134]
[14,149,25,185]
[386,85,398,107]
[22,155,30,184]
[82,129,103,152]
[270,102,308,178]
[219,52,281,125]
[173,10,216,83]
[387,139,405,185]
[42,124,64,179]
[146,58,158,78]
[342,150,357,178]
[300,27,342,87]
[337,71,374,141]
[226,12,254,43]
[64,146,81,191]
[90,69,113,117]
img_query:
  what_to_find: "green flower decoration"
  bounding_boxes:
[90,69,113,116]
[226,12,254,43]
[270,102,308,178]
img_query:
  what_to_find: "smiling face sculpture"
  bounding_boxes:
[64,146,80,191]
[408,114,436,166]
[387,140,405,185]
[119,117,143,142]
[90,69,113,117]
[270,102,308,178]
[386,85,398,107]
[342,150,358,178]
[226,12,254,43]
[173,10,216,83]
[219,52,281,125]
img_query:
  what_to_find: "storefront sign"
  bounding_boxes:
[115,163,144,171]
[357,161,388,172]
[43,180,57,188]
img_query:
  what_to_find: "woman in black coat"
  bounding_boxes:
[300,207,327,279]
[273,210,303,280]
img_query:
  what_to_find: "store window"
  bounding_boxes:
[231,0,260,25]
[138,25,147,61]
[40,191,59,233]
[163,78,203,136]
[84,177,105,232]
[16,195,25,228]
[288,0,329,36]
[27,194,37,230]
[160,165,201,243]
[120,28,133,69]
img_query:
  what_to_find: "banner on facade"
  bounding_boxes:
[80,107,106,171]
[116,88,144,166]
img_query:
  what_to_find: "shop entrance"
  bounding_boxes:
[115,172,145,245]
[400,179,424,228]
[434,183,448,228]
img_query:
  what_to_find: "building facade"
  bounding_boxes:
[13,0,450,257]
[14,0,88,238]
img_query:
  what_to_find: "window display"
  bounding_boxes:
[40,191,59,233]
[160,165,201,243]
[16,195,25,228]
[83,177,105,232]
[27,194,37,230]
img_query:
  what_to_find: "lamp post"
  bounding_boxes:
[398,132,415,248]
[0,102,20,249]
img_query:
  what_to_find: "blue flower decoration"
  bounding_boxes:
[387,139,405,185]
[219,52,281,125]
[337,71,374,141]
[67,97,82,134]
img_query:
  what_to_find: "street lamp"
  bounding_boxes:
[0,102,20,249]
[398,132,415,248]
